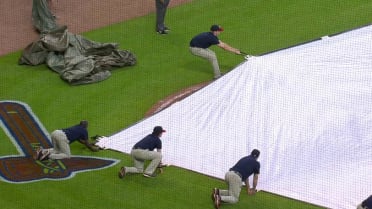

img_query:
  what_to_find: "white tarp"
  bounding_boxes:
[97,25,372,209]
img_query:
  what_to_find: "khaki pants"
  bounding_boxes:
[189,47,221,78]
[219,171,242,204]
[46,130,70,159]
[125,149,162,175]
[357,204,368,209]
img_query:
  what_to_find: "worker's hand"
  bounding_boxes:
[88,143,100,152]
[248,188,257,195]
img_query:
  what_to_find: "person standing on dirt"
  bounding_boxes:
[189,25,241,79]
[34,120,99,160]
[118,126,166,178]
[211,149,260,209]
[155,0,171,34]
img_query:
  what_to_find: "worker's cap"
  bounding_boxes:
[251,149,260,158]
[210,25,224,32]
[153,126,166,135]
[80,120,88,128]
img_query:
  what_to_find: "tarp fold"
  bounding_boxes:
[19,0,136,85]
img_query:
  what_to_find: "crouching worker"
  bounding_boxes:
[118,126,165,178]
[212,149,261,209]
[358,195,372,209]
[34,120,99,160]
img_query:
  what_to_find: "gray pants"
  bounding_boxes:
[125,148,162,175]
[155,0,170,31]
[189,47,221,79]
[45,130,71,159]
[219,171,242,204]
[357,204,368,209]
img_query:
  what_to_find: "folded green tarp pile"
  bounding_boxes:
[19,0,136,85]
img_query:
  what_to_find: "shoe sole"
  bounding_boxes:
[34,148,43,160]
[214,194,220,209]
[118,167,125,179]
[143,173,156,178]
[39,151,50,161]
[157,31,168,35]
[157,164,168,168]
[211,188,219,201]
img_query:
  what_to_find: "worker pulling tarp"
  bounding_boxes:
[19,0,136,85]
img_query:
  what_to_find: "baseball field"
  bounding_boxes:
[0,0,371,208]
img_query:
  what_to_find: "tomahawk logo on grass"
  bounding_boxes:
[0,101,118,183]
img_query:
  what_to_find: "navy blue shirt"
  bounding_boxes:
[62,124,88,143]
[362,195,372,208]
[230,155,260,181]
[190,32,220,49]
[133,134,162,151]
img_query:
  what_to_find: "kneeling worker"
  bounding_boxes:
[211,149,261,209]
[34,120,99,160]
[118,126,166,178]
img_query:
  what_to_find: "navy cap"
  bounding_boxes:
[251,149,260,158]
[153,126,166,135]
[210,25,224,32]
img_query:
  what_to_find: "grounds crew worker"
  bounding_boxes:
[118,126,166,178]
[34,120,99,160]
[211,149,260,209]
[189,24,241,79]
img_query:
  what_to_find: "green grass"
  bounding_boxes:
[0,0,371,208]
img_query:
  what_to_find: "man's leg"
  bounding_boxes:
[219,171,242,204]
[49,130,60,152]
[189,47,221,78]
[48,130,70,159]
[356,204,366,209]
[130,149,162,175]
[155,0,170,31]
[125,149,145,174]
[143,151,162,175]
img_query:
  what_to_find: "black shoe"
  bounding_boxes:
[213,73,225,80]
[157,163,168,168]
[213,193,221,209]
[211,188,219,201]
[213,75,222,80]
[143,173,157,178]
[118,167,126,179]
[39,150,50,161]
[34,147,43,160]
[157,30,168,35]
[156,26,170,32]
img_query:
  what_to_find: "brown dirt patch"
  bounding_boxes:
[145,81,212,117]
[1,0,205,118]
[0,0,192,56]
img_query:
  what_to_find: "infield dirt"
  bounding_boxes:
[0,0,192,56]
